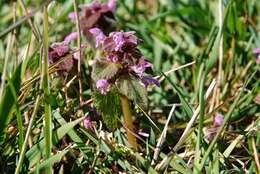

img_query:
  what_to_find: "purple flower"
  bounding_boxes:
[69,0,115,38]
[64,32,78,44]
[214,113,224,127]
[131,58,152,77]
[84,116,93,130]
[48,43,69,63]
[89,28,105,47]
[68,12,76,21]
[112,32,125,51]
[107,0,116,12]
[107,31,138,52]
[96,79,110,95]
[141,76,160,88]
[48,43,74,73]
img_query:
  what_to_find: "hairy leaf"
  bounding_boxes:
[116,75,148,110]
[92,60,121,81]
[93,91,122,131]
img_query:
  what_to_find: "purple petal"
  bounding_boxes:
[68,12,76,21]
[214,113,224,127]
[111,32,125,51]
[89,28,106,47]
[84,116,93,130]
[253,48,260,54]
[141,76,160,88]
[64,32,78,44]
[131,59,152,77]
[96,79,110,95]
[73,51,80,60]
[48,51,57,63]
[107,0,116,12]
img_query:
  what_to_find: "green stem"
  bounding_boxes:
[15,95,41,174]
[42,5,52,174]
[193,64,205,173]
[120,96,137,150]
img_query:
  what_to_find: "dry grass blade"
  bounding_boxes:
[151,104,176,165]
[155,79,216,171]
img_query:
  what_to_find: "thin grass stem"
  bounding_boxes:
[42,5,52,174]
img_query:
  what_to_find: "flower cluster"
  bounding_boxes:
[69,0,116,38]
[205,113,224,141]
[253,48,260,64]
[89,28,159,95]
[48,33,79,75]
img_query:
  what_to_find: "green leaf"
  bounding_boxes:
[116,75,148,110]
[0,64,22,145]
[93,91,121,131]
[92,60,121,81]
[30,149,69,173]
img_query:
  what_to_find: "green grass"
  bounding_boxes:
[0,0,259,173]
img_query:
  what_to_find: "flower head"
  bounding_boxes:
[90,29,159,89]
[69,0,116,38]
[213,113,224,127]
[106,31,138,52]
[48,42,78,74]
[84,116,93,130]
[96,79,110,95]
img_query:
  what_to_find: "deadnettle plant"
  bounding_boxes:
[90,28,159,95]
[89,28,159,149]
[205,113,224,141]
[48,33,79,75]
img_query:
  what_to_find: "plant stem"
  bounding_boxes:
[120,96,137,150]
[18,0,40,40]
[42,5,52,174]
[15,95,41,174]
[73,0,84,104]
